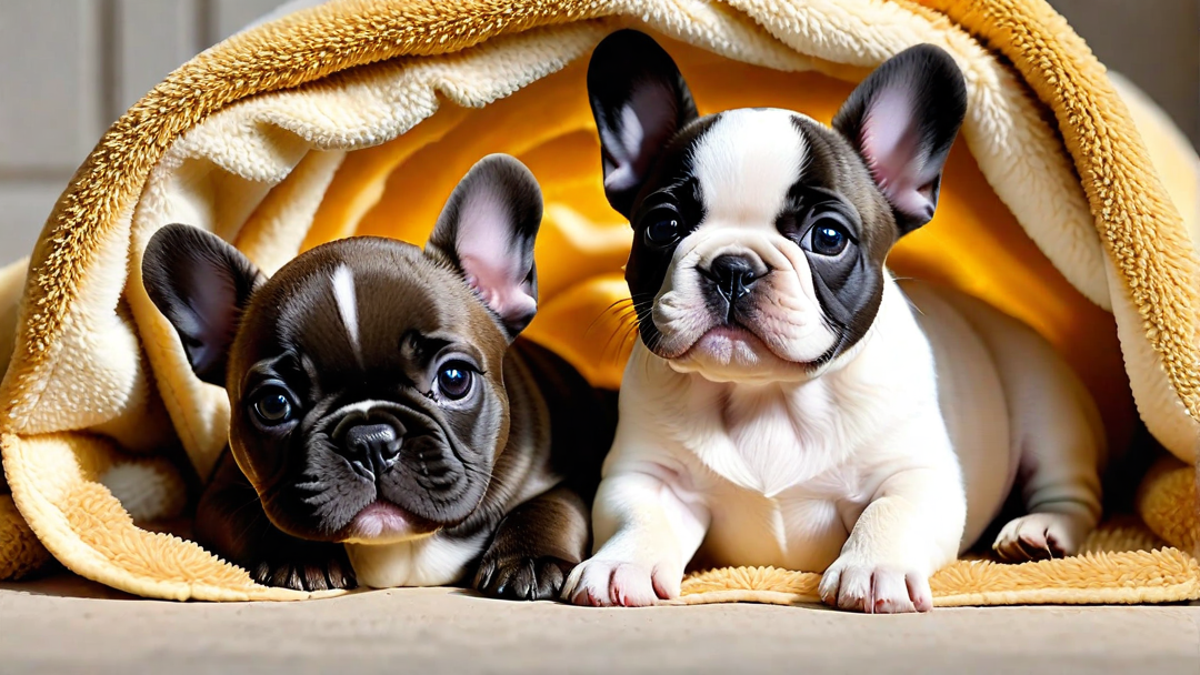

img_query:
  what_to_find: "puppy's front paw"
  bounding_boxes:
[474,554,574,601]
[247,547,357,592]
[992,512,1090,562]
[561,558,677,607]
[818,555,932,614]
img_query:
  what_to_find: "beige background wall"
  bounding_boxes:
[0,0,1195,268]
[0,0,287,267]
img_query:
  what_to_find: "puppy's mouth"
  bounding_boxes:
[340,500,440,545]
[679,322,776,363]
[668,319,836,379]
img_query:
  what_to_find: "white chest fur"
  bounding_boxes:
[345,531,490,589]
[607,278,1023,571]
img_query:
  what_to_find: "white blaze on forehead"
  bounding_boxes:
[330,264,363,364]
[690,110,808,229]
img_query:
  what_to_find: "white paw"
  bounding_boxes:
[818,554,933,614]
[992,512,1090,562]
[561,558,678,607]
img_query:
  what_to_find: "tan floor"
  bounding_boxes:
[1,574,1198,674]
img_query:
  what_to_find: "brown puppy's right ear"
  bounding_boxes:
[427,154,543,340]
[141,224,264,387]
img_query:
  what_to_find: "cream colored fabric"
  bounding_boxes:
[34,0,1140,482]
[0,0,1196,601]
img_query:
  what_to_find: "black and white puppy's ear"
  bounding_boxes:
[427,153,543,339]
[833,43,967,235]
[587,29,699,218]
[142,224,265,387]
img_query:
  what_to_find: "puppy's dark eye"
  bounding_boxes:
[812,225,847,256]
[252,388,294,426]
[643,208,682,247]
[803,214,852,257]
[436,361,474,401]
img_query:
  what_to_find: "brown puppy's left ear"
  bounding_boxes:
[141,224,265,387]
[833,44,967,235]
[427,154,543,340]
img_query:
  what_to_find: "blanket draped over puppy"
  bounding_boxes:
[0,0,1197,603]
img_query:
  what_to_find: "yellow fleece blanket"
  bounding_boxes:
[0,0,1197,603]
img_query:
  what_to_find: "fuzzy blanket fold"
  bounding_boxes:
[0,0,1197,603]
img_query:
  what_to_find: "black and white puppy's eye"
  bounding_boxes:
[436,361,475,401]
[251,386,295,427]
[642,207,682,247]
[802,212,853,257]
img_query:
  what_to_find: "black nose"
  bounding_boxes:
[342,423,404,477]
[708,254,763,303]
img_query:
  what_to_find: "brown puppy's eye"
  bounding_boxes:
[252,387,294,426]
[436,362,474,401]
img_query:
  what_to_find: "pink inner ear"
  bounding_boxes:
[184,261,239,349]
[461,260,538,325]
[860,86,937,220]
[455,182,537,324]
[600,82,679,195]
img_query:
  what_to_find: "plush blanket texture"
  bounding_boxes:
[0,0,1197,603]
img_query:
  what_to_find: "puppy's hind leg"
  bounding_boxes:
[993,443,1103,562]
[991,354,1105,562]
[939,287,1107,563]
[473,485,591,601]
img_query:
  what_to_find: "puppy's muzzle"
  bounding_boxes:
[332,413,407,481]
[702,254,766,318]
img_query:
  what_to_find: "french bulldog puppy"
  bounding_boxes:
[562,30,1106,613]
[142,154,614,599]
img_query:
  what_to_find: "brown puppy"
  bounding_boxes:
[142,154,614,598]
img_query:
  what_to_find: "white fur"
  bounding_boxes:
[650,111,838,371]
[566,279,965,611]
[346,530,491,588]
[326,399,397,417]
[564,110,1105,613]
[566,277,1105,612]
[691,111,808,223]
[330,265,362,364]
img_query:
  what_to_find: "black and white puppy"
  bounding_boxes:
[562,30,1106,613]
[142,154,614,599]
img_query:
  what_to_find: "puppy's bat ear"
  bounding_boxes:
[141,224,265,387]
[427,154,543,340]
[587,29,698,218]
[833,43,967,235]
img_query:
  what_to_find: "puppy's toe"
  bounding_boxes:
[252,557,357,592]
[320,556,358,591]
[870,570,918,614]
[562,559,662,607]
[474,555,572,601]
[820,557,931,614]
[993,513,1089,563]
[833,565,873,612]
[904,572,934,612]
